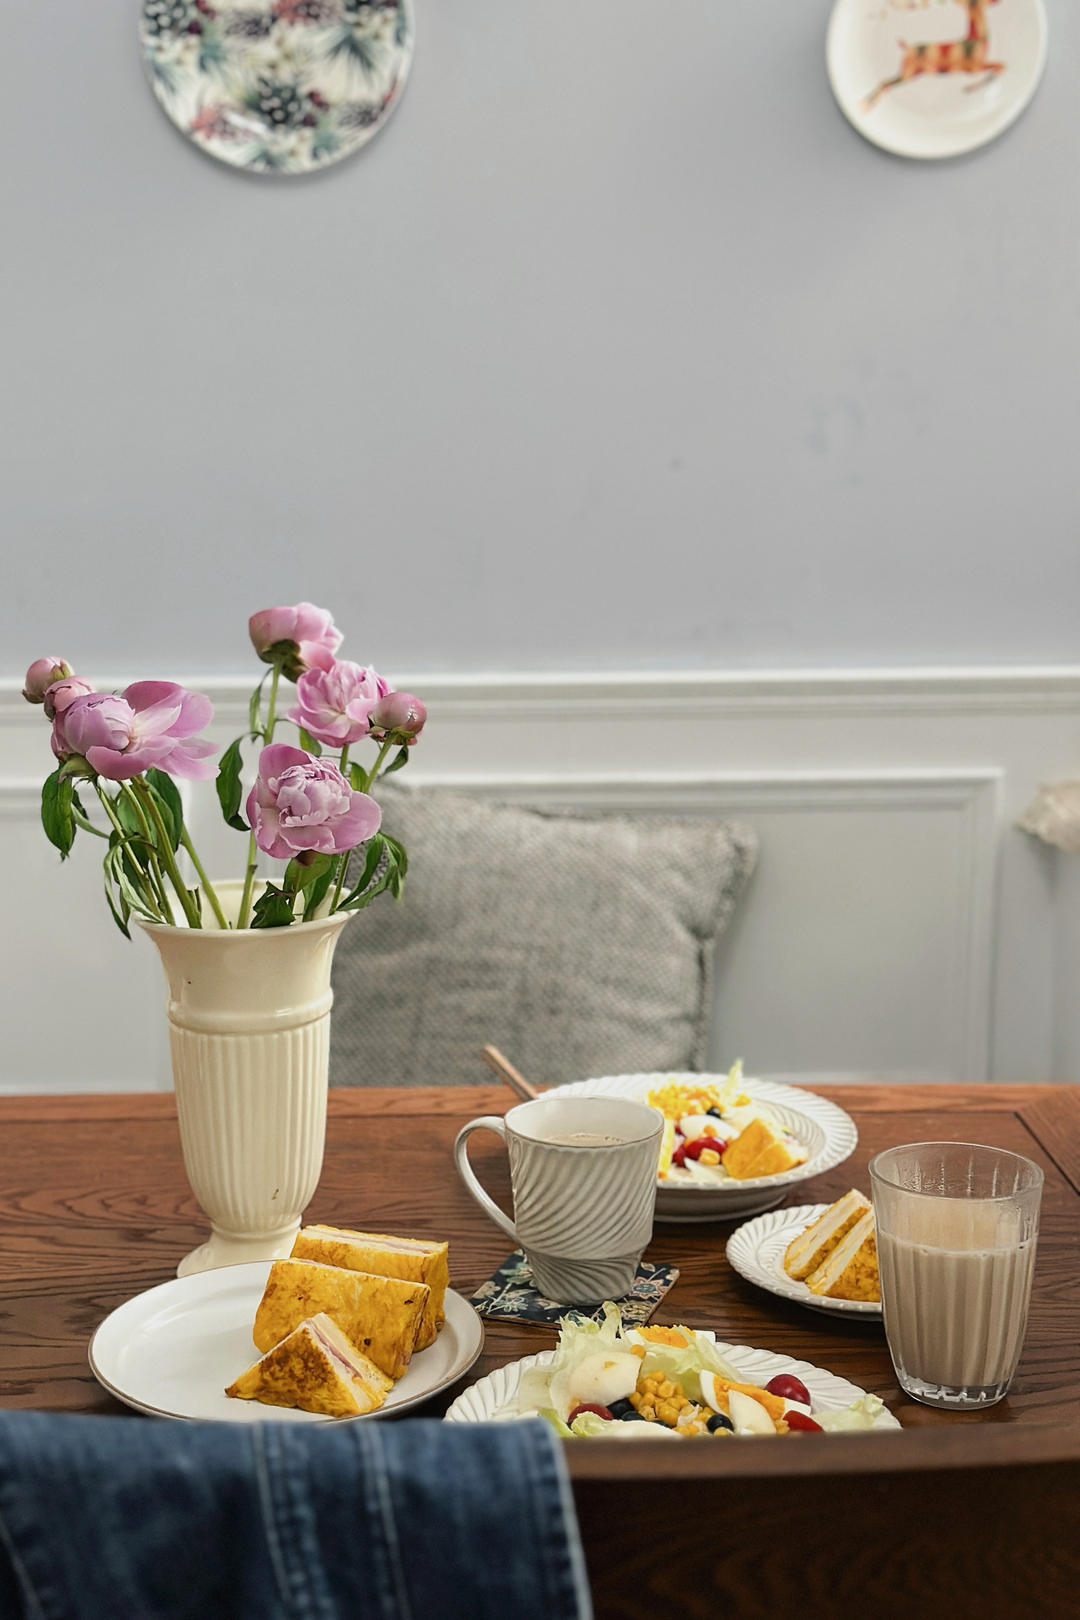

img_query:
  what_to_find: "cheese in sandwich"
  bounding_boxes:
[783,1189,872,1282]
[721,1116,809,1180]
[253,1257,429,1380]
[226,1313,393,1418]
[290,1225,449,1350]
[806,1209,879,1301]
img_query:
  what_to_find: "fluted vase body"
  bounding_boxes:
[140,881,353,1278]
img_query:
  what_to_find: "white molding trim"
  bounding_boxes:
[5,665,1080,723]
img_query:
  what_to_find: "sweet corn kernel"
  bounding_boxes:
[699,1148,721,1166]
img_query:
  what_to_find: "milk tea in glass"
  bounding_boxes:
[869,1142,1042,1411]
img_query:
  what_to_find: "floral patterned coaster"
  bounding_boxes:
[469,1251,680,1328]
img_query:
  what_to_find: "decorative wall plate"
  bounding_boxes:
[826,0,1048,160]
[141,0,414,174]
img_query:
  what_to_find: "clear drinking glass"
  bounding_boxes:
[869,1141,1043,1411]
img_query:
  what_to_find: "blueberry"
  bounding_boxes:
[706,1412,734,1433]
[618,1407,648,1422]
[608,1398,635,1419]
[706,1106,724,1119]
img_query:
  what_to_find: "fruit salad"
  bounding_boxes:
[649,1062,809,1184]
[511,1303,885,1439]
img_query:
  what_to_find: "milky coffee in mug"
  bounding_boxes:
[453,1095,663,1305]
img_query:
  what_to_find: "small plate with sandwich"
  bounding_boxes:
[725,1193,882,1317]
[89,1225,484,1421]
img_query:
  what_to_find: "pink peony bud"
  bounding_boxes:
[43,676,96,720]
[248,603,343,681]
[368,692,427,743]
[22,658,72,703]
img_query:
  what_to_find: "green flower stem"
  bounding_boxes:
[237,664,283,930]
[180,828,229,930]
[118,783,174,921]
[95,785,170,925]
[265,666,281,741]
[328,738,394,914]
[133,780,201,928]
[71,807,109,839]
[362,738,394,793]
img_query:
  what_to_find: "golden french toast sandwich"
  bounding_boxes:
[253,1257,429,1381]
[783,1189,872,1282]
[290,1225,449,1350]
[226,1313,393,1418]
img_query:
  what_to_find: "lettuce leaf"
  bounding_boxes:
[569,1412,680,1440]
[814,1393,885,1431]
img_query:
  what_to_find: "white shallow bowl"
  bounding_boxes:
[445,1341,900,1429]
[726,1204,882,1319]
[554,1073,857,1221]
[89,1262,484,1422]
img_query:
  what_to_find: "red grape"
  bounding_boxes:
[765,1373,812,1406]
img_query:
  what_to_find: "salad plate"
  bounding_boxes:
[140,0,414,176]
[445,1329,900,1433]
[826,0,1048,161]
[89,1261,483,1422]
[554,1072,857,1222]
[726,1204,882,1319]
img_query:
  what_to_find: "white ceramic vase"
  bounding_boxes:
[140,880,354,1278]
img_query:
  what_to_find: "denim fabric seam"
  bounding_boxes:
[545,1434,594,1620]
[0,1501,49,1620]
[520,1424,593,1619]
[251,1426,308,1619]
[356,1424,415,1620]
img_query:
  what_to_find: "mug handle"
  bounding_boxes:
[454,1116,519,1243]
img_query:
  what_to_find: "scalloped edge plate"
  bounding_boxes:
[726,1204,882,1319]
[89,1262,484,1422]
[445,1340,900,1429]
[553,1073,858,1221]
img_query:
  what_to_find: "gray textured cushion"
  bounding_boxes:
[329,785,757,1088]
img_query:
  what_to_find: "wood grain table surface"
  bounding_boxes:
[2,1081,1079,1618]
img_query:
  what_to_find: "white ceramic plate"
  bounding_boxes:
[445,1341,900,1429]
[726,1204,882,1319]
[89,1262,484,1422]
[826,0,1048,160]
[553,1073,857,1222]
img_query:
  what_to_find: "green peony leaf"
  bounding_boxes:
[146,769,184,851]
[216,738,249,831]
[298,728,323,757]
[250,883,296,929]
[381,745,411,777]
[41,771,75,859]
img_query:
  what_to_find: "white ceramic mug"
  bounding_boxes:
[454,1094,663,1304]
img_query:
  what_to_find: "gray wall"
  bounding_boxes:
[3,1,1077,679]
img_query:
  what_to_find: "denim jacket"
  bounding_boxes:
[0,1412,592,1620]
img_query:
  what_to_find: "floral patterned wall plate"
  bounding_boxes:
[141,0,414,174]
[826,0,1048,160]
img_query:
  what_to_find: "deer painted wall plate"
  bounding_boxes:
[141,0,414,175]
[826,0,1047,159]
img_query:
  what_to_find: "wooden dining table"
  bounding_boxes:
[2,1080,1079,1619]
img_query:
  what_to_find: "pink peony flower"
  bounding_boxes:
[287,660,389,747]
[248,603,342,680]
[43,676,96,720]
[368,691,427,743]
[53,682,217,781]
[22,658,72,703]
[245,743,381,859]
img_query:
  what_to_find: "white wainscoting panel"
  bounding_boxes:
[2,668,1078,1092]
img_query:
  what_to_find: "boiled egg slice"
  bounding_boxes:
[727,1390,779,1436]
[549,1351,641,1421]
